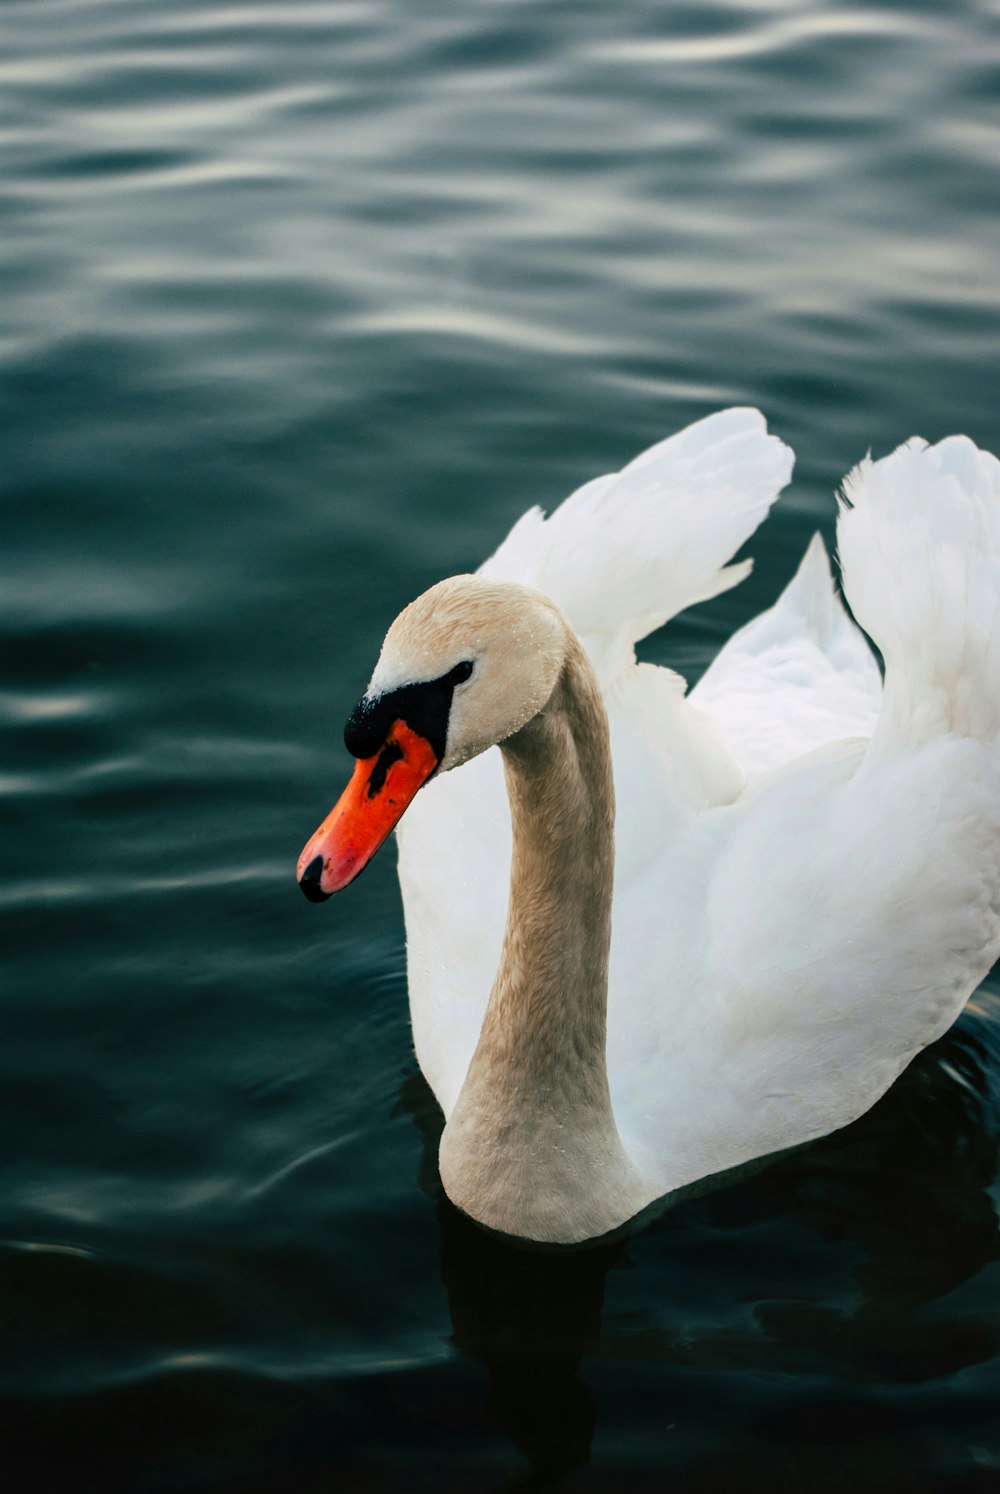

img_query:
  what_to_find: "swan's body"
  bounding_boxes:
[299,408,1000,1244]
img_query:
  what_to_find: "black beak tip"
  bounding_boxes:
[299,855,331,903]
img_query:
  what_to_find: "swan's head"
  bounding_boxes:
[296,575,566,900]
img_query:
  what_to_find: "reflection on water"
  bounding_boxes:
[403,1070,622,1488]
[441,1205,621,1491]
[5,0,1000,1487]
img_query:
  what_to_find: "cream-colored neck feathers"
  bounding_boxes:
[438,627,653,1243]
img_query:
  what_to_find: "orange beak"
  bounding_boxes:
[297,720,438,900]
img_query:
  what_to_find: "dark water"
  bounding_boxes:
[4,1,1000,1488]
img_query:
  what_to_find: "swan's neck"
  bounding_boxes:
[439,634,651,1244]
[483,634,615,1088]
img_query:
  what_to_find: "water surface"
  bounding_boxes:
[4,1,1000,1488]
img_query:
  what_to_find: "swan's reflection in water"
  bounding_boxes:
[438,1200,624,1490]
[398,1070,624,1487]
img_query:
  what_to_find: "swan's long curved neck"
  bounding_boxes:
[439,632,652,1244]
[485,631,615,1091]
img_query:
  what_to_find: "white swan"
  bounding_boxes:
[297,408,1000,1244]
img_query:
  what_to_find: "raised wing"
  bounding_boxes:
[691,533,882,777]
[480,407,794,682]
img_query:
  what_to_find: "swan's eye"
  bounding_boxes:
[447,660,474,686]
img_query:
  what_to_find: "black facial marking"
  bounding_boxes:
[367,739,404,798]
[344,662,473,763]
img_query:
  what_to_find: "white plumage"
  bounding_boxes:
[395,408,1000,1212]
